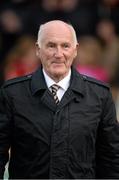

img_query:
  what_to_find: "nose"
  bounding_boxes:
[54,47,63,58]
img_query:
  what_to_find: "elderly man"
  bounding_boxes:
[0,20,119,179]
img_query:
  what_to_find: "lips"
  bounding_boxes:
[52,61,64,64]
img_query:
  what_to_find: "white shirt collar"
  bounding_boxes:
[43,69,71,91]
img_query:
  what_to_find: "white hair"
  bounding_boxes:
[37,20,78,47]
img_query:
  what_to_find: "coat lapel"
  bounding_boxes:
[30,67,86,111]
[31,67,57,111]
[57,68,86,111]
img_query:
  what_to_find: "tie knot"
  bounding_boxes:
[51,84,60,92]
[50,84,60,104]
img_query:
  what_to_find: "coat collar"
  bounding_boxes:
[69,67,85,96]
[31,67,47,95]
[31,67,85,96]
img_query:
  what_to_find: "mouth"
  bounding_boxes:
[52,61,64,64]
[52,63,64,68]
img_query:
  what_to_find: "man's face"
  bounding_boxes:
[37,22,78,81]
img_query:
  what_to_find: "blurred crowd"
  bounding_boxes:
[1,0,119,119]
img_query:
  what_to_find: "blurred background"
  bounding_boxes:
[0,0,119,105]
[1,0,119,178]
[1,0,119,114]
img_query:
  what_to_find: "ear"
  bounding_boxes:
[74,43,79,58]
[35,42,40,58]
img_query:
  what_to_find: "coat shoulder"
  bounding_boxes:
[81,75,110,89]
[3,74,32,88]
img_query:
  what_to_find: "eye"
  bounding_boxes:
[47,43,56,48]
[62,43,70,48]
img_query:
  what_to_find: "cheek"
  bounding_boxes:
[66,53,75,65]
[39,51,48,62]
[42,51,54,61]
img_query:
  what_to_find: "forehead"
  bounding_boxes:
[40,23,74,44]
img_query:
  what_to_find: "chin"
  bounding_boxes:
[49,66,68,78]
[53,70,67,78]
[53,68,65,74]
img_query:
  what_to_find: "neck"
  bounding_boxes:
[43,68,71,83]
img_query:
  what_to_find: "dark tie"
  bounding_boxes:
[50,84,60,104]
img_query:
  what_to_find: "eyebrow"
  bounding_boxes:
[47,42,55,44]
[46,41,71,44]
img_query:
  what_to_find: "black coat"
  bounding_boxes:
[0,67,119,179]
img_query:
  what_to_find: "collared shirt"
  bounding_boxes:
[43,69,71,101]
